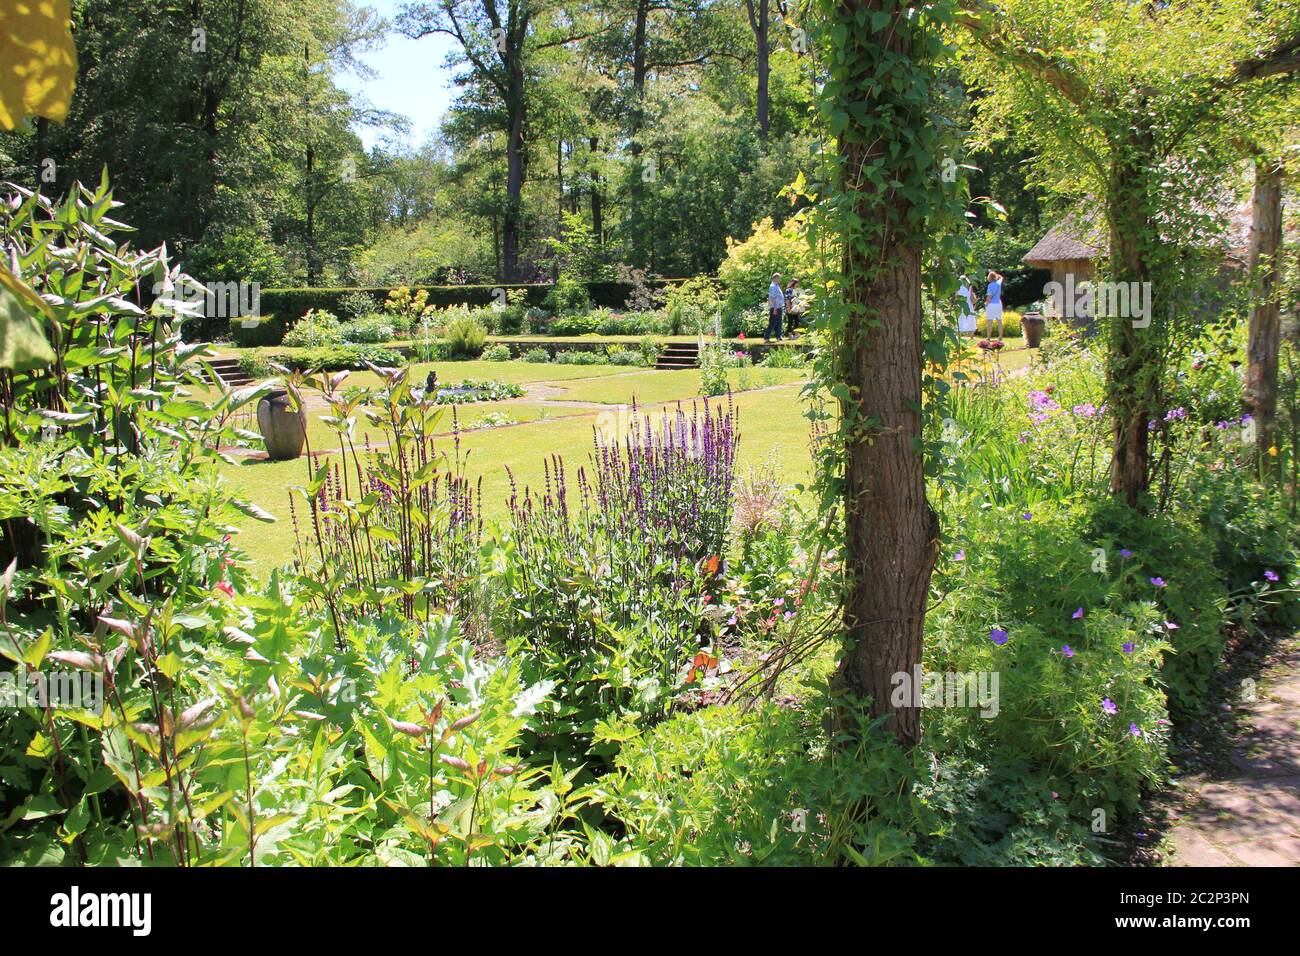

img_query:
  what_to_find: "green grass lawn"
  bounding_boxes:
[219,369,815,575]
[216,346,1047,577]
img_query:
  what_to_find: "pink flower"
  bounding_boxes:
[215,581,235,598]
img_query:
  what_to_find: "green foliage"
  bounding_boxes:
[605,702,917,865]
[521,347,552,363]
[283,309,344,348]
[718,218,808,321]
[492,288,530,335]
[445,315,488,359]
[545,276,592,320]
[662,276,722,335]
[482,343,512,362]
[228,314,287,347]
[266,343,395,371]
[340,314,398,344]
[761,346,807,369]
[554,349,606,366]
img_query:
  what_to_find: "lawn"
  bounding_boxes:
[215,349,1039,575]
[219,370,815,574]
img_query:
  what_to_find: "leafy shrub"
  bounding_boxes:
[446,314,488,358]
[493,401,738,766]
[340,314,397,344]
[338,289,380,320]
[522,347,552,363]
[283,309,344,348]
[482,343,512,362]
[548,311,602,336]
[554,350,605,365]
[493,288,529,334]
[661,275,722,336]
[976,309,1023,337]
[605,702,918,865]
[546,274,591,316]
[930,502,1173,816]
[724,305,770,338]
[718,218,808,322]
[607,349,646,367]
[638,337,663,366]
[762,346,807,369]
[266,343,395,370]
[698,343,747,396]
[238,353,272,379]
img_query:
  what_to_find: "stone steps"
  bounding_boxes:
[654,343,700,370]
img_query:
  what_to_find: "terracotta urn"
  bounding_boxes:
[257,389,307,461]
[1022,312,1046,348]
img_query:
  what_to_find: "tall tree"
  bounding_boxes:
[958,0,1300,508]
[399,0,604,280]
[814,0,955,746]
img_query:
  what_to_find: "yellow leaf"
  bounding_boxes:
[0,0,78,131]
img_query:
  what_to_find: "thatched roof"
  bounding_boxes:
[1024,184,1291,268]
[1023,208,1106,266]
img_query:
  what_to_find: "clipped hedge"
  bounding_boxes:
[1000,267,1051,309]
[253,279,689,342]
[228,314,287,347]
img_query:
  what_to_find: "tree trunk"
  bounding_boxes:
[830,1,939,749]
[745,0,771,139]
[305,144,318,286]
[1246,159,1285,473]
[502,69,526,281]
[756,0,770,139]
[1106,120,1155,508]
[589,135,603,243]
[631,0,649,142]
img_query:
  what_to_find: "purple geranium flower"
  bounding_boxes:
[1061,644,1075,658]
[1264,569,1279,582]
[1120,548,1133,558]
[954,549,965,562]
[1021,512,1032,521]
[1149,576,1165,588]
[1122,641,1135,654]
[1129,723,1142,738]
[1072,607,1085,620]
[990,627,1009,646]
[1164,621,1179,631]
[1102,698,1118,716]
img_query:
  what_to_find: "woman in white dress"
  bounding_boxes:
[957,275,978,335]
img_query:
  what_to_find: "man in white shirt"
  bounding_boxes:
[765,273,785,342]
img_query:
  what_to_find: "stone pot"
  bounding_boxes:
[257,389,307,461]
[1022,313,1046,349]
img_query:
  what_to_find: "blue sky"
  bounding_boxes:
[336,0,459,151]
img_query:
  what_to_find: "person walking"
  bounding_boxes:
[765,272,785,342]
[985,270,1005,340]
[957,274,978,336]
[784,276,802,337]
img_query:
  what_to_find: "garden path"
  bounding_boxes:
[1166,633,1300,865]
